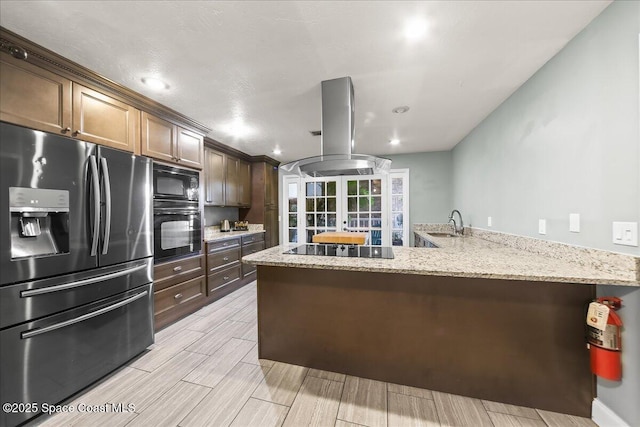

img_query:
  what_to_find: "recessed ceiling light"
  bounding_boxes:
[273,148,282,155]
[141,77,169,90]
[390,139,400,145]
[404,18,428,41]
[222,119,253,138]
[392,106,410,114]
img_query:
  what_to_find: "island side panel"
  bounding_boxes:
[257,265,595,417]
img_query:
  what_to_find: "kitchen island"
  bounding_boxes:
[243,228,639,418]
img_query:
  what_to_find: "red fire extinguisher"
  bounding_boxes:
[586,297,623,381]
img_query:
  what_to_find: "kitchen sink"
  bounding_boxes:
[428,232,459,237]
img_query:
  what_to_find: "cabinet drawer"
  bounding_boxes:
[208,264,242,294]
[241,233,264,245]
[207,247,241,273]
[154,275,206,317]
[242,241,265,257]
[154,254,205,291]
[207,238,241,253]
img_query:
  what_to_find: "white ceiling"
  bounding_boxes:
[0,1,610,162]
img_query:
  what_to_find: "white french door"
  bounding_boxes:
[342,176,388,246]
[283,175,393,246]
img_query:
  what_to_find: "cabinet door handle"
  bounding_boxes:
[223,276,229,280]
[174,293,183,299]
[223,257,229,261]
[173,266,183,272]
[73,130,81,136]
[61,127,71,133]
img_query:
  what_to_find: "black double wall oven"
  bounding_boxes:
[153,163,202,264]
[0,122,154,427]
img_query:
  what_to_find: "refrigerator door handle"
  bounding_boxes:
[20,290,149,339]
[89,156,100,256]
[20,263,148,297]
[100,157,112,255]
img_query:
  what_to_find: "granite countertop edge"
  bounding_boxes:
[241,224,640,287]
[205,229,265,242]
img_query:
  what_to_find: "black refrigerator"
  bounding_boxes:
[0,122,154,427]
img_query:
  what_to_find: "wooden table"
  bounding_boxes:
[312,231,367,245]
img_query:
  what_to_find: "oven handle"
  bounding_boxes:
[21,290,149,339]
[20,264,148,298]
[100,157,112,255]
[155,210,200,215]
[89,156,100,256]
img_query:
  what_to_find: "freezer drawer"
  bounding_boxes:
[0,284,153,427]
[0,258,153,329]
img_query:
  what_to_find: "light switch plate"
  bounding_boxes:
[613,222,638,247]
[538,219,546,235]
[487,216,492,227]
[569,213,580,233]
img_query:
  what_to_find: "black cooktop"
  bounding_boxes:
[285,244,394,259]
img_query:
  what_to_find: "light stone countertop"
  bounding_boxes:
[204,225,264,242]
[242,225,640,287]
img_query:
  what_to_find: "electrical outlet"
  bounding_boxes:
[613,222,638,247]
[538,219,546,235]
[569,213,580,233]
[487,216,492,227]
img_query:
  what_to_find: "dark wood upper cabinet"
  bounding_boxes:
[204,147,225,205]
[0,52,72,135]
[73,83,140,153]
[177,127,204,170]
[141,112,175,163]
[0,28,211,157]
[141,111,203,169]
[1,54,140,153]
[225,156,239,205]
[203,146,251,207]
[238,160,251,206]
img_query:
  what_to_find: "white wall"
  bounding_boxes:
[451,2,639,425]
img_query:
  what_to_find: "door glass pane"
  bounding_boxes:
[315,182,325,197]
[371,213,382,228]
[392,195,403,211]
[392,178,403,194]
[289,214,297,228]
[348,214,357,228]
[307,230,316,243]
[327,181,336,196]
[306,182,315,196]
[392,213,403,228]
[358,214,370,228]
[306,214,314,227]
[317,198,326,212]
[392,231,403,246]
[306,198,315,212]
[372,179,382,195]
[327,214,337,227]
[358,196,369,211]
[348,197,357,212]
[358,180,369,195]
[347,180,357,195]
[316,214,326,227]
[327,197,336,212]
[371,196,381,211]
[289,230,298,243]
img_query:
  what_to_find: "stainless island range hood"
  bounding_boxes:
[280,77,391,177]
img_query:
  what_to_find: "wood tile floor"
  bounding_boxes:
[37,282,598,427]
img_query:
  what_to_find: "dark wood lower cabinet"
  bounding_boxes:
[153,254,207,330]
[154,233,266,332]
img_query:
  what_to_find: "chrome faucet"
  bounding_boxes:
[449,209,464,235]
